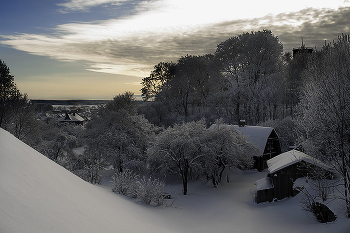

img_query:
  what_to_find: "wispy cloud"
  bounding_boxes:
[57,0,131,12]
[2,1,350,78]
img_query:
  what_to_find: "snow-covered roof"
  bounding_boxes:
[254,177,274,191]
[233,125,275,157]
[59,113,84,122]
[267,150,332,174]
[209,124,275,157]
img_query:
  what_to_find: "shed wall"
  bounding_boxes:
[256,188,274,203]
[270,161,329,200]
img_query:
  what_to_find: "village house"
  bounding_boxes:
[254,150,335,204]
[233,121,281,172]
[59,112,85,125]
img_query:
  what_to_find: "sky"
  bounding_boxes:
[1,0,350,100]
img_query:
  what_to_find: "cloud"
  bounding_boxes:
[2,2,350,79]
[266,7,350,50]
[57,0,131,12]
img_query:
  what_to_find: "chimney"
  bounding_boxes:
[239,120,246,127]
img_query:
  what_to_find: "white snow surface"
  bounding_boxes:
[1,128,349,233]
[267,150,333,174]
[255,177,274,191]
[0,129,175,233]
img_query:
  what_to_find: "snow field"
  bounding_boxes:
[0,128,349,233]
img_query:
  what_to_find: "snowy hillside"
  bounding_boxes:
[0,129,177,233]
[0,128,349,233]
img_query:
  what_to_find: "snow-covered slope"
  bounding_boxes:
[1,128,349,233]
[0,129,176,233]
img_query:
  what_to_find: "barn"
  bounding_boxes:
[233,123,281,171]
[254,150,335,203]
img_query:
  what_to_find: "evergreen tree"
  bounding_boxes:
[0,60,22,128]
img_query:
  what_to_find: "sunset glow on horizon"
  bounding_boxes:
[1,0,350,99]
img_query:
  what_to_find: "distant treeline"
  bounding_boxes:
[31,100,110,106]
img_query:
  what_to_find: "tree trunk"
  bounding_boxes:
[0,110,4,128]
[342,152,350,217]
[181,158,189,195]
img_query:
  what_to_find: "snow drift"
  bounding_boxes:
[0,128,176,233]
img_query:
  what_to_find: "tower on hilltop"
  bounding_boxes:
[292,38,313,57]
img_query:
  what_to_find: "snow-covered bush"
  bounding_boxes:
[74,164,102,185]
[136,176,165,206]
[298,176,337,223]
[300,188,336,223]
[111,170,139,198]
[111,170,166,206]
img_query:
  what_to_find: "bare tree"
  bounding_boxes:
[298,34,350,217]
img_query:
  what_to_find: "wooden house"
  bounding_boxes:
[255,150,335,203]
[59,113,84,125]
[233,124,281,171]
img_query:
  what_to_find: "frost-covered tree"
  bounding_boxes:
[105,91,137,115]
[298,34,350,217]
[148,120,206,195]
[111,170,166,206]
[84,92,155,177]
[215,30,283,84]
[141,31,287,126]
[213,30,284,123]
[158,55,214,117]
[147,119,257,194]
[33,122,79,168]
[7,96,39,142]
[204,122,258,186]
[85,110,154,173]
[112,169,139,197]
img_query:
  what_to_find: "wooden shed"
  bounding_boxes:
[268,150,334,200]
[255,150,335,203]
